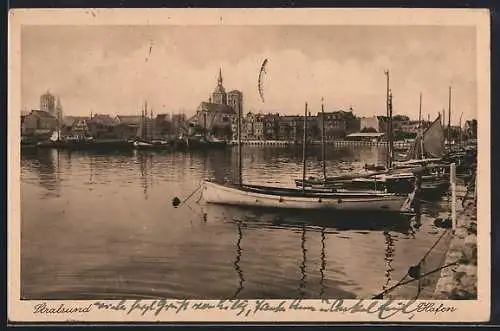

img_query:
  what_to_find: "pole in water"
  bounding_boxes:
[450,163,457,231]
[302,102,308,192]
[321,97,326,182]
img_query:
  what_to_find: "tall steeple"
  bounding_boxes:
[217,68,223,86]
[212,68,227,105]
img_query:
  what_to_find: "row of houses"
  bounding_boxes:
[230,111,433,142]
[21,109,188,140]
[21,108,478,142]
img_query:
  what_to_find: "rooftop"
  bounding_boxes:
[198,102,235,114]
[30,109,56,119]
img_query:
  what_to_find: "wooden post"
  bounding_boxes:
[321,98,326,182]
[414,170,422,227]
[237,107,242,187]
[302,102,308,192]
[448,86,452,150]
[450,163,457,230]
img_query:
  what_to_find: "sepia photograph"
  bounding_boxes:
[8,8,490,323]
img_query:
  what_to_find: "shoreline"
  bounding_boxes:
[432,183,477,300]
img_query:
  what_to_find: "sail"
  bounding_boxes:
[403,116,444,161]
[403,134,422,161]
[421,116,445,158]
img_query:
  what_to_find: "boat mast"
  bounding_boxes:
[419,92,424,160]
[203,111,207,140]
[302,102,308,192]
[321,98,326,182]
[384,70,391,169]
[237,103,243,187]
[150,108,154,140]
[388,89,394,168]
[459,112,463,147]
[448,86,452,150]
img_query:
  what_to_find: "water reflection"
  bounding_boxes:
[136,151,152,199]
[319,227,326,298]
[382,231,395,294]
[232,220,244,298]
[21,149,61,196]
[299,224,307,298]
[21,146,451,300]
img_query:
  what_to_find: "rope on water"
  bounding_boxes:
[372,228,451,299]
[172,181,204,207]
[372,261,459,299]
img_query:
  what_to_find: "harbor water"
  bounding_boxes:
[20,145,452,300]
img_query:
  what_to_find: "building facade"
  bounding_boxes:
[318,109,359,139]
[22,110,58,136]
[191,69,243,140]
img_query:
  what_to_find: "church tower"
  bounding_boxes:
[55,96,63,122]
[212,68,227,105]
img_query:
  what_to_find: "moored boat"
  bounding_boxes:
[202,181,414,213]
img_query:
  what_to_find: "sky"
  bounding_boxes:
[21,25,477,123]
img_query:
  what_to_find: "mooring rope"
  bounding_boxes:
[372,260,459,299]
[372,228,451,299]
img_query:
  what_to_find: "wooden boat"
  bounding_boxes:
[202,181,414,212]
[202,100,415,215]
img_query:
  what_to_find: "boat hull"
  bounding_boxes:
[202,181,411,213]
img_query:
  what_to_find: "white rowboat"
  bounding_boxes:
[202,181,414,213]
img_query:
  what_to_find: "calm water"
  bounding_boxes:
[20,146,452,300]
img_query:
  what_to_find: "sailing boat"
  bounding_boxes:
[202,102,414,214]
[133,101,170,150]
[295,78,448,199]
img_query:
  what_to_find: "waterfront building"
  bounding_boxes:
[87,114,115,139]
[64,116,92,138]
[360,116,387,133]
[21,110,58,136]
[191,69,242,140]
[262,113,280,140]
[318,109,359,139]
[112,115,151,139]
[241,112,265,141]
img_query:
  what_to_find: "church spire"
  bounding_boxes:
[217,68,223,85]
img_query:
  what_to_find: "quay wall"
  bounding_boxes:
[433,185,477,300]
[228,140,411,148]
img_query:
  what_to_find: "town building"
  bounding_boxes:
[241,112,265,140]
[112,115,148,139]
[360,116,387,133]
[318,109,360,139]
[190,69,242,140]
[262,113,280,140]
[87,114,115,138]
[21,110,58,136]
